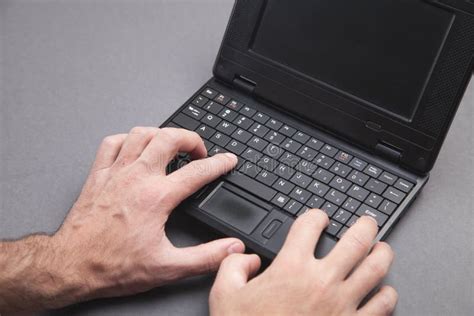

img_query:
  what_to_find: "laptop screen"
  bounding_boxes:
[251,0,454,121]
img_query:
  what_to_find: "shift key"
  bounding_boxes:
[383,187,406,204]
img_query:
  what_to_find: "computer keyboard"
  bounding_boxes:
[166,86,415,240]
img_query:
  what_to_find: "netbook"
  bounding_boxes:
[162,0,474,259]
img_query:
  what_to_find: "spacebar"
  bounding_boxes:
[224,172,277,201]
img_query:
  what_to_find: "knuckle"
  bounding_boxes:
[347,232,372,252]
[378,242,395,260]
[367,259,389,279]
[102,135,120,147]
[129,126,148,135]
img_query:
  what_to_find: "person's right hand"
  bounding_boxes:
[209,209,398,315]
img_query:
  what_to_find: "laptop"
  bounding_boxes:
[162,0,474,259]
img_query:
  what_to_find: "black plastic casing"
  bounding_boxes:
[213,0,474,175]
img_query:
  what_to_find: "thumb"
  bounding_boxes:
[211,253,261,297]
[171,238,246,278]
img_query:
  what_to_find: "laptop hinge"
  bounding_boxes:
[233,75,256,95]
[375,142,402,163]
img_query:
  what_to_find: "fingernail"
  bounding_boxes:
[361,215,378,225]
[227,242,245,254]
[224,153,238,162]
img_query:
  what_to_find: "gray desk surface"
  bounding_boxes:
[1,1,473,315]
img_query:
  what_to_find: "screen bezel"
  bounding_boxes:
[213,0,474,174]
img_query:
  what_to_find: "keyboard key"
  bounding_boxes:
[172,113,200,130]
[297,206,311,216]
[321,202,338,217]
[232,128,252,143]
[394,179,414,193]
[379,199,397,215]
[337,226,350,239]
[272,178,295,195]
[313,168,335,184]
[281,139,302,154]
[233,115,254,129]
[241,148,262,163]
[250,123,270,137]
[294,131,310,144]
[291,172,312,188]
[192,95,209,107]
[264,144,284,159]
[201,113,221,128]
[330,162,352,177]
[272,193,290,208]
[325,189,347,206]
[279,152,301,168]
[266,118,283,130]
[349,157,368,171]
[256,170,278,186]
[183,105,206,120]
[258,156,277,171]
[306,195,325,209]
[225,172,277,201]
[209,145,228,156]
[329,176,351,192]
[290,187,311,204]
[348,185,370,201]
[356,204,388,227]
[314,154,335,169]
[284,200,303,215]
[364,164,383,178]
[333,209,351,224]
[297,146,318,161]
[218,108,238,121]
[342,197,361,213]
[248,136,268,151]
[225,139,246,155]
[320,144,338,157]
[296,159,317,176]
[326,220,342,237]
[203,140,213,152]
[274,163,296,180]
[365,179,387,195]
[253,112,270,124]
[227,100,243,111]
[214,93,230,105]
[306,138,324,151]
[383,187,406,204]
[239,161,261,178]
[195,125,215,139]
[379,172,398,185]
[211,132,231,147]
[264,131,285,145]
[240,105,257,117]
[365,193,383,208]
[201,87,218,99]
[203,101,224,115]
[280,125,296,137]
[347,215,359,227]
[335,151,353,164]
[308,180,330,197]
[347,170,369,186]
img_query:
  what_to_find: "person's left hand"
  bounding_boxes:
[47,127,243,308]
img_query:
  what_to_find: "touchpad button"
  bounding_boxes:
[201,187,268,235]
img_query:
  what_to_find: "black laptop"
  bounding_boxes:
[162,0,474,259]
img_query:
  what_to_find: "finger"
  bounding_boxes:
[322,216,378,280]
[139,128,207,174]
[346,242,394,303]
[164,153,238,209]
[278,209,329,259]
[113,127,159,167]
[357,285,398,316]
[171,238,246,278]
[211,253,261,297]
[91,134,128,171]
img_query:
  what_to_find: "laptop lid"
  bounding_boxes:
[213,0,474,174]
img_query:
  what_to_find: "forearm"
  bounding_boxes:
[0,234,86,313]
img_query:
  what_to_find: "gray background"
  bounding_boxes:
[0,1,473,315]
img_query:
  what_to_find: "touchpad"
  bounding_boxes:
[200,187,268,235]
